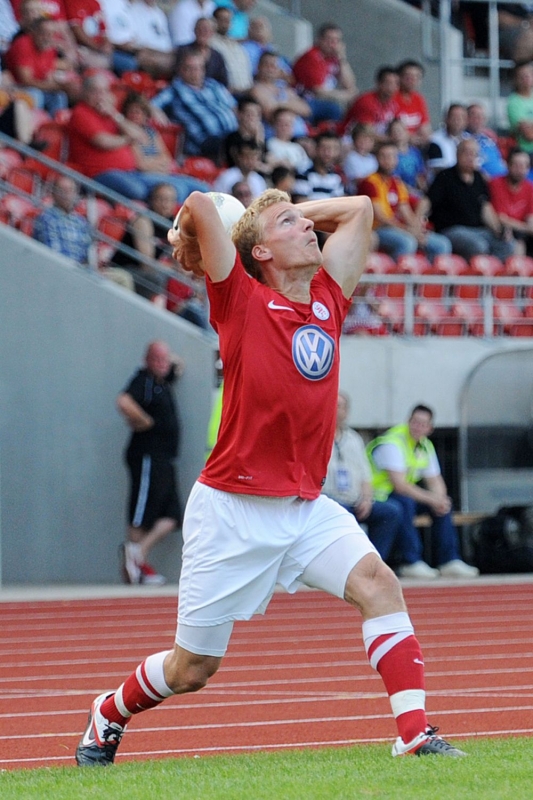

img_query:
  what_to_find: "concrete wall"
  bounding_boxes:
[0,225,216,586]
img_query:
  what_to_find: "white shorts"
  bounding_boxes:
[176,482,378,655]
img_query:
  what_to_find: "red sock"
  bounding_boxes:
[367,633,428,744]
[101,651,173,726]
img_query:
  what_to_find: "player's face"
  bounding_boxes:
[258,202,321,269]
[408,411,433,442]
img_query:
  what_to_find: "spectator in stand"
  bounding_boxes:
[231,178,252,207]
[121,92,209,197]
[394,59,432,147]
[67,72,210,201]
[176,17,228,88]
[507,61,533,158]
[111,181,176,296]
[168,0,215,48]
[340,65,399,140]
[358,140,451,262]
[213,139,267,198]
[224,93,265,166]
[265,107,313,174]
[210,6,253,96]
[241,16,290,76]
[342,123,378,195]
[427,138,516,261]
[63,0,112,70]
[293,130,345,200]
[426,103,468,177]
[101,0,174,79]
[33,174,134,289]
[0,69,37,144]
[151,51,237,162]
[322,392,404,566]
[0,0,19,53]
[217,0,255,41]
[270,163,295,195]
[490,147,533,256]
[11,0,80,68]
[366,404,479,580]
[387,117,427,195]
[465,103,507,179]
[292,22,357,124]
[250,50,311,138]
[4,16,79,116]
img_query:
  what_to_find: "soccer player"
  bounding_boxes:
[75,190,466,765]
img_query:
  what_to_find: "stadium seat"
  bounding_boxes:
[18,207,42,236]
[0,194,38,225]
[378,299,404,333]
[492,279,516,302]
[505,255,533,277]
[395,253,431,275]
[180,156,221,184]
[76,197,114,225]
[509,322,533,336]
[455,282,482,301]
[493,301,523,334]
[166,276,194,313]
[469,254,503,277]
[0,206,11,225]
[417,280,446,300]
[97,214,127,263]
[156,122,184,160]
[432,254,469,276]
[435,319,465,336]
[452,300,485,335]
[34,120,68,162]
[121,70,158,98]
[7,167,40,195]
[0,148,23,178]
[364,252,396,274]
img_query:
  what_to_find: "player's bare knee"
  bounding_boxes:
[344,554,405,615]
[164,648,221,694]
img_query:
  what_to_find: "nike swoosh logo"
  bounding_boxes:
[268,300,294,311]
[414,658,424,665]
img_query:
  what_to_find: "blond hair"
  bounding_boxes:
[231,188,291,281]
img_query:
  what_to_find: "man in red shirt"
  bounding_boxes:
[359,140,451,261]
[292,22,357,123]
[75,187,467,766]
[394,59,432,147]
[490,147,533,255]
[5,16,78,115]
[340,65,399,139]
[63,0,112,69]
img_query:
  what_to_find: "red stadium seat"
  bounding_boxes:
[7,166,40,195]
[509,323,533,336]
[493,301,523,334]
[505,255,533,277]
[492,279,516,301]
[435,320,465,336]
[455,282,482,300]
[121,70,157,98]
[0,148,23,178]
[469,254,503,277]
[364,252,396,274]
[18,207,42,236]
[97,215,127,263]
[395,253,431,275]
[0,194,38,224]
[378,299,404,333]
[180,156,221,184]
[382,282,406,299]
[76,197,114,225]
[432,254,469,276]
[453,300,485,335]
[166,276,194,313]
[417,280,446,300]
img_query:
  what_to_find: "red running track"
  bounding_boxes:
[1,581,533,770]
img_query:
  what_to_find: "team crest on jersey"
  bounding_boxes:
[312,301,330,321]
[292,325,335,380]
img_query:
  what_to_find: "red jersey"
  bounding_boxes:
[489,175,533,222]
[4,34,57,82]
[200,256,350,499]
[63,0,107,40]
[67,102,137,177]
[292,46,340,93]
[340,90,398,136]
[394,90,429,135]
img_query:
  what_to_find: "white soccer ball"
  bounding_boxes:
[172,191,246,236]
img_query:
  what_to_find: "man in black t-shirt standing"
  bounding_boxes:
[117,341,184,585]
[427,138,515,261]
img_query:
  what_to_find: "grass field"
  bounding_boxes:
[1,738,531,800]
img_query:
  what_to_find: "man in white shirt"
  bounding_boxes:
[213,139,267,197]
[210,5,253,95]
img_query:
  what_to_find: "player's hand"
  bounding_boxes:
[167,227,205,276]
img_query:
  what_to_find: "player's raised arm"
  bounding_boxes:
[296,195,373,298]
[168,192,237,283]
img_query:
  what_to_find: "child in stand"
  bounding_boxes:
[342,123,378,194]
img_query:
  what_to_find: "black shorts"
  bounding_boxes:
[126,453,181,530]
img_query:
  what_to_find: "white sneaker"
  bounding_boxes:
[439,559,479,578]
[119,542,142,584]
[398,561,440,580]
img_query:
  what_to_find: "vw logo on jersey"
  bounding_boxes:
[292,325,335,380]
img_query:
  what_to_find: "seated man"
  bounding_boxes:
[292,22,357,123]
[251,50,311,138]
[426,103,468,178]
[152,51,237,162]
[175,16,228,87]
[213,139,267,198]
[340,65,399,140]
[366,404,480,580]
[292,130,345,200]
[394,59,432,148]
[427,138,516,261]
[358,140,451,262]
[489,147,533,256]
[210,5,253,96]
[465,103,507,179]
[322,392,404,564]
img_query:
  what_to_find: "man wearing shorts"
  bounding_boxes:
[76,190,466,765]
[116,340,183,585]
